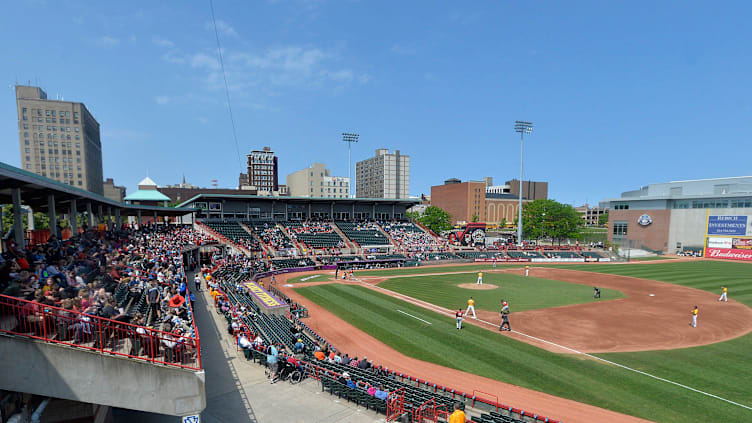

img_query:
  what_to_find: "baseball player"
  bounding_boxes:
[455,309,464,330]
[500,299,510,315]
[499,312,511,332]
[718,286,728,302]
[492,259,497,269]
[466,297,476,319]
[525,266,530,277]
[476,272,483,285]
[593,287,601,299]
[690,305,699,328]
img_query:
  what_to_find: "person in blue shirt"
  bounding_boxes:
[189,292,196,311]
[266,344,279,383]
[374,385,389,401]
[178,279,187,297]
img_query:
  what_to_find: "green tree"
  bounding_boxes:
[598,211,609,226]
[499,217,507,229]
[514,199,583,243]
[471,214,479,222]
[416,206,453,234]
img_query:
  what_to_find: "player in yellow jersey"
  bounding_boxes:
[525,265,530,277]
[465,297,476,318]
[690,305,698,328]
[719,286,728,302]
[476,272,483,285]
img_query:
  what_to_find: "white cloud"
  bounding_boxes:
[154,96,170,105]
[190,53,221,71]
[95,36,119,48]
[205,19,238,37]
[152,37,174,48]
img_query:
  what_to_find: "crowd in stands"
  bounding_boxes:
[249,223,294,251]
[0,224,202,366]
[381,222,445,253]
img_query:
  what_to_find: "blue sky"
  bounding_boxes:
[2,1,751,205]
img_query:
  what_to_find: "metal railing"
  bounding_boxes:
[0,294,202,370]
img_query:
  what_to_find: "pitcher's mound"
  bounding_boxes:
[457,283,498,290]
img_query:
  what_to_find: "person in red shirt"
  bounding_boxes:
[455,309,463,330]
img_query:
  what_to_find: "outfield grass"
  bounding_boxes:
[295,283,751,422]
[378,272,624,312]
[628,256,676,261]
[287,273,331,284]
[359,264,501,276]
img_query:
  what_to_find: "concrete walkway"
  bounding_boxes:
[115,272,385,423]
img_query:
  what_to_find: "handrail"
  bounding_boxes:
[0,293,202,370]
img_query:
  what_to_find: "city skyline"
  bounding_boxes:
[2,2,752,205]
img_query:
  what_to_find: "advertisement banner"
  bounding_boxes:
[531,258,586,263]
[705,248,752,261]
[707,216,748,236]
[732,238,752,249]
[707,237,733,249]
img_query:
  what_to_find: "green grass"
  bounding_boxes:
[554,261,752,307]
[295,284,752,422]
[358,264,500,276]
[628,256,676,261]
[378,272,624,312]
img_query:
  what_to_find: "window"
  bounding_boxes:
[45,110,50,116]
[24,132,28,137]
[24,148,30,153]
[23,124,28,129]
[22,107,27,113]
[613,203,629,210]
[25,155,30,161]
[24,140,29,145]
[613,222,628,237]
[78,181,82,186]
[75,128,79,132]
[51,110,55,116]
[75,135,79,140]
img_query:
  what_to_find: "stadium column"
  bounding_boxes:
[11,187,25,248]
[115,208,121,229]
[107,207,112,230]
[137,210,142,228]
[352,202,355,219]
[330,202,334,220]
[86,202,94,228]
[307,203,311,220]
[98,205,103,226]
[392,204,395,219]
[154,211,158,225]
[47,195,56,235]
[70,199,78,236]
[372,203,376,220]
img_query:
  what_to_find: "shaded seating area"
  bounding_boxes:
[203,221,261,252]
[269,258,317,270]
[336,222,390,246]
[285,222,345,248]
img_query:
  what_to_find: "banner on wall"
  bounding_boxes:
[707,216,748,236]
[707,237,733,249]
[732,238,752,249]
[705,248,752,261]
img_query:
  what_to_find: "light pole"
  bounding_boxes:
[514,121,533,245]
[342,132,359,198]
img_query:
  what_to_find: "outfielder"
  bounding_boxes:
[466,297,476,319]
[525,266,530,277]
[690,305,698,328]
[719,286,728,302]
[455,309,464,330]
[476,272,483,285]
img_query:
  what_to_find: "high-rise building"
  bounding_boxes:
[286,163,350,198]
[355,149,410,199]
[103,178,126,202]
[238,146,278,192]
[506,179,548,201]
[16,85,104,194]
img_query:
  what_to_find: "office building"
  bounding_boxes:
[601,176,752,255]
[286,163,350,198]
[431,179,529,225]
[16,85,103,194]
[238,146,278,192]
[103,178,126,202]
[506,179,548,201]
[355,149,410,199]
[574,204,609,226]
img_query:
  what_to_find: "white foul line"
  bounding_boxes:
[396,309,432,325]
[356,279,752,412]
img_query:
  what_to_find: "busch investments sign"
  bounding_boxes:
[707,216,748,236]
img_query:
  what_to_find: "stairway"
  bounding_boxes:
[240,222,273,257]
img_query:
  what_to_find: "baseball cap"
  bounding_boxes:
[342,372,350,378]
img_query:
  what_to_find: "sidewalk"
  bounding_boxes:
[115,271,385,423]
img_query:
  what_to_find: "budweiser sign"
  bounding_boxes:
[706,248,752,261]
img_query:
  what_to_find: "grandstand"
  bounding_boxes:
[247,221,295,251]
[382,221,443,252]
[286,221,346,249]
[336,222,391,246]
[270,257,317,269]
[202,220,261,252]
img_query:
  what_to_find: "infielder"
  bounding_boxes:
[690,305,699,328]
[719,286,728,302]
[593,287,601,299]
[525,266,530,277]
[466,297,476,319]
[455,309,464,330]
[476,272,483,285]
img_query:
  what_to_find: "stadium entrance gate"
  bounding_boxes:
[386,388,406,421]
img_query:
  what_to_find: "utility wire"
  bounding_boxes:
[209,0,243,173]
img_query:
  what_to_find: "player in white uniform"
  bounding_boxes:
[476,272,483,285]
[465,297,476,319]
[718,286,728,302]
[525,266,530,277]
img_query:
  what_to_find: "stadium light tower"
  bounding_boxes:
[514,121,533,245]
[342,132,359,198]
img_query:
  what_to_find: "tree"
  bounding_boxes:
[416,206,453,234]
[514,199,583,243]
[2,205,50,233]
[499,217,507,229]
[471,214,479,222]
[598,212,609,226]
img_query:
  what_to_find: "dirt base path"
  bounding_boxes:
[273,270,652,423]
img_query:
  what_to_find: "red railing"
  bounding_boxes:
[0,294,202,370]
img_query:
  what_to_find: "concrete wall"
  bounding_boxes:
[0,335,205,416]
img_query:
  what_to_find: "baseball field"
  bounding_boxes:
[283,260,752,423]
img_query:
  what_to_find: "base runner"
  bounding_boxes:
[466,297,476,319]
[455,309,463,330]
